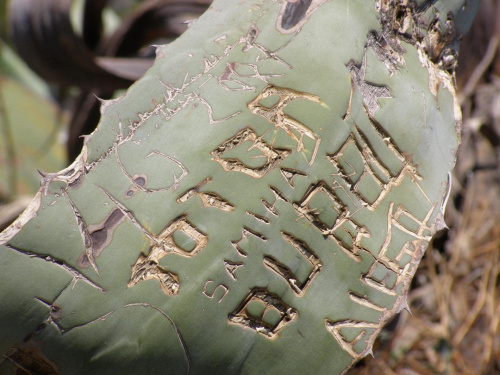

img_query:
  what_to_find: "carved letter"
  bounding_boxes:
[248,85,322,165]
[228,287,298,338]
[202,280,229,303]
[325,319,378,359]
[263,232,322,296]
[212,128,291,178]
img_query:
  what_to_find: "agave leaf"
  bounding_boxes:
[0,0,478,374]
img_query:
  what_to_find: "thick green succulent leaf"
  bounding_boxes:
[0,0,477,374]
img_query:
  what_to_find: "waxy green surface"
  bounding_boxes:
[0,0,477,374]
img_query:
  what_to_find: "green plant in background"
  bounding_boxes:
[0,41,67,200]
[0,0,479,374]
